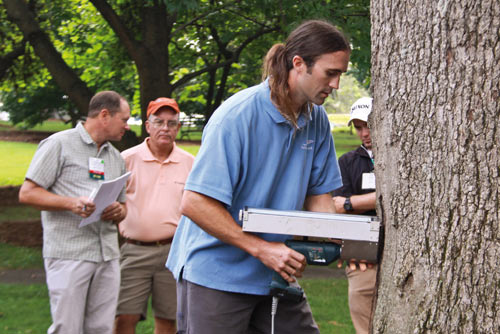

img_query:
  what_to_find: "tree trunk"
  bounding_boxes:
[90,0,174,137]
[371,1,500,333]
[136,65,173,137]
[210,63,232,122]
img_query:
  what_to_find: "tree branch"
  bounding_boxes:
[171,1,242,36]
[234,26,281,57]
[171,25,280,90]
[88,0,140,58]
[222,8,272,28]
[171,58,233,90]
[0,41,26,80]
[209,25,231,58]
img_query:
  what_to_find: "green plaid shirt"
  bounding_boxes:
[26,123,126,262]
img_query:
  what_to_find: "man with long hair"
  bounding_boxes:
[167,20,351,333]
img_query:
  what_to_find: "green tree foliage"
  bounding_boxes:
[0,0,371,136]
[1,0,136,127]
[2,81,78,127]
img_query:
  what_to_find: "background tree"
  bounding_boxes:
[371,0,499,332]
[2,0,94,118]
[1,0,371,137]
[1,0,135,127]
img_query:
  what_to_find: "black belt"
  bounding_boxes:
[126,237,173,246]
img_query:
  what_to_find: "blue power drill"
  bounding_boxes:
[270,239,342,302]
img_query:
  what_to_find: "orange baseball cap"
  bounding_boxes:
[147,97,180,117]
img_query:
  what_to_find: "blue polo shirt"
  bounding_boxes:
[167,80,342,295]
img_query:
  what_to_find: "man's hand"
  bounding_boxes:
[333,192,377,270]
[331,239,374,272]
[70,197,95,218]
[337,259,374,271]
[333,196,347,213]
[101,201,126,224]
[255,242,307,283]
[333,192,376,214]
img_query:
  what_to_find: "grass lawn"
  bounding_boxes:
[177,143,200,156]
[0,117,360,332]
[0,120,72,133]
[302,278,354,334]
[329,113,351,126]
[0,209,355,333]
[333,130,359,157]
[0,243,43,269]
[0,284,52,334]
[0,141,39,186]
[0,205,40,222]
[0,141,200,187]
[0,217,354,332]
[0,243,43,270]
[0,131,357,186]
[0,278,353,334]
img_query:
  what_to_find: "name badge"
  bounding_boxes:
[362,173,375,189]
[89,157,105,180]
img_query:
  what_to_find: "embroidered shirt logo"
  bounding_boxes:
[301,139,314,150]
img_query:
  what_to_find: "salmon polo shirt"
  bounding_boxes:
[119,139,195,241]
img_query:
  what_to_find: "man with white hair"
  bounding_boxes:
[333,97,377,334]
[114,97,194,334]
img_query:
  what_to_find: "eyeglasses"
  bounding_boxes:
[149,119,180,129]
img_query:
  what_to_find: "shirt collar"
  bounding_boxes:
[357,145,373,159]
[261,79,312,129]
[76,122,109,149]
[140,138,180,163]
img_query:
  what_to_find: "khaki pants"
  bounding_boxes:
[346,265,377,334]
[45,258,120,334]
[116,242,177,320]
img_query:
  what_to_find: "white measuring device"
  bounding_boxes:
[239,207,381,262]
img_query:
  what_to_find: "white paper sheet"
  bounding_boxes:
[79,171,131,228]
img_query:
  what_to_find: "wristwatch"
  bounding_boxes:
[344,197,354,212]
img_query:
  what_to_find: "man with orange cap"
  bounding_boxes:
[114,98,194,334]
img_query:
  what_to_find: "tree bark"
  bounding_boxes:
[371,0,500,333]
[89,0,174,137]
[3,0,93,117]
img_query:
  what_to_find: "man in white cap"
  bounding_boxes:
[332,97,377,334]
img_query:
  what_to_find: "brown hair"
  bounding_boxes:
[262,20,350,126]
[88,91,125,118]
